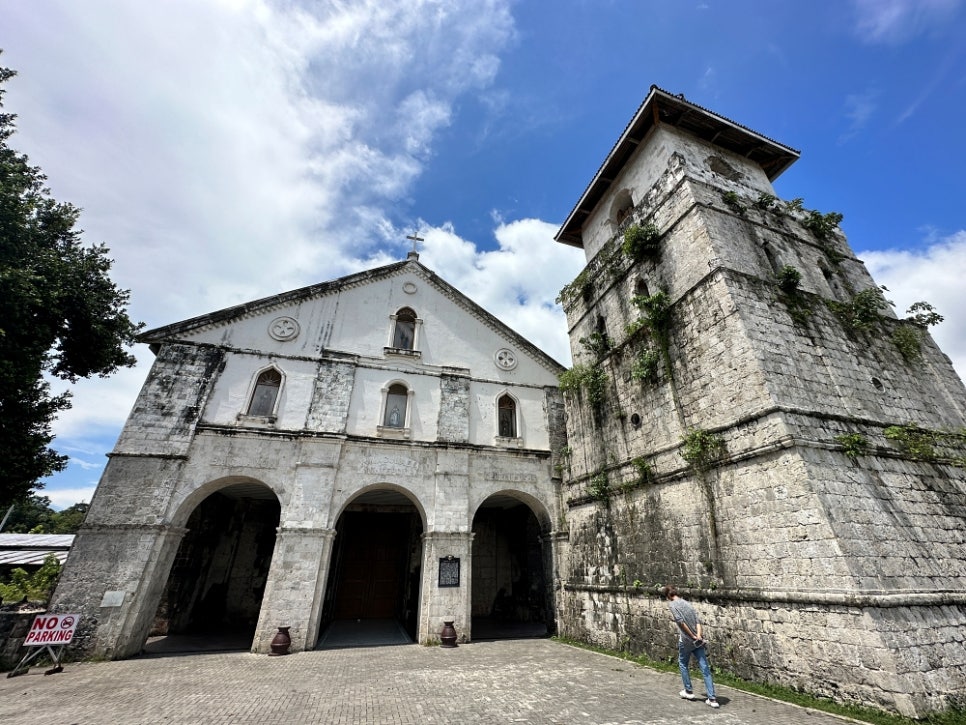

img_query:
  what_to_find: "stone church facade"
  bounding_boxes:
[50,256,567,656]
[552,87,966,718]
[49,87,966,718]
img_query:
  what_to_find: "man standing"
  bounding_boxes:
[660,585,720,708]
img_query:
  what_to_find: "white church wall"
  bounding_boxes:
[201,352,318,429]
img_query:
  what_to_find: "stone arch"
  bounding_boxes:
[470,490,554,639]
[318,483,426,645]
[148,477,281,652]
[610,188,635,227]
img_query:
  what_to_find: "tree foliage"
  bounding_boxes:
[0,57,142,507]
[0,495,88,534]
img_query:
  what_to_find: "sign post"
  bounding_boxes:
[6,613,80,678]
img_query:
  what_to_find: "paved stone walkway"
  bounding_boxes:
[1,639,864,724]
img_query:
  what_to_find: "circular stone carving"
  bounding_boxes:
[402,282,418,294]
[494,348,518,371]
[268,316,300,341]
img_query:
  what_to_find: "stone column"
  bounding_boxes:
[252,527,336,653]
[418,531,474,644]
[543,530,570,634]
[48,523,187,659]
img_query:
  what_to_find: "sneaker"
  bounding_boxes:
[679,690,695,700]
[706,698,720,708]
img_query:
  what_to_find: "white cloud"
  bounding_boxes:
[861,231,966,379]
[3,0,516,330]
[419,219,586,365]
[852,0,961,44]
[838,88,879,143]
[44,487,97,510]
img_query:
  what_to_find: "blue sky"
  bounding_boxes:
[3,0,965,509]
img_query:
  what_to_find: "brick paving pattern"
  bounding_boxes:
[1,639,862,724]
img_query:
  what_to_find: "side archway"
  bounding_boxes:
[148,478,281,652]
[470,490,554,639]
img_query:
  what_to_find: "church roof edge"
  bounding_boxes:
[138,258,567,375]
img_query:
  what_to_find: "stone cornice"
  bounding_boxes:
[564,582,966,609]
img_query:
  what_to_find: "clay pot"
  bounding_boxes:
[269,626,291,656]
[440,620,458,648]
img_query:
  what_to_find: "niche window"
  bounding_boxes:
[498,395,517,438]
[378,382,413,438]
[386,307,422,358]
[495,393,522,447]
[611,189,634,228]
[247,368,282,418]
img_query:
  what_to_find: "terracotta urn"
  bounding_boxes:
[269,626,291,656]
[440,620,458,648]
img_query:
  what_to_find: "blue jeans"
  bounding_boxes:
[678,641,716,700]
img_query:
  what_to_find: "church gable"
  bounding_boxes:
[139,259,562,384]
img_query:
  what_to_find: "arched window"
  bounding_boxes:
[392,308,417,350]
[383,383,409,428]
[498,394,517,438]
[247,368,282,417]
[611,189,634,227]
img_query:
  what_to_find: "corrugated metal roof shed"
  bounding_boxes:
[0,534,74,567]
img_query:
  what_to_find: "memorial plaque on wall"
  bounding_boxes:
[438,556,460,587]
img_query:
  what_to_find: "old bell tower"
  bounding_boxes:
[553,87,966,718]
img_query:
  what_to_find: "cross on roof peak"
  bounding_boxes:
[405,232,424,260]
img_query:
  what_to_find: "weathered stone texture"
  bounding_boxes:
[305,359,356,432]
[556,116,966,717]
[114,344,223,457]
[437,372,470,443]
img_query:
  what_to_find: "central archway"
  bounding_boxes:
[317,486,424,647]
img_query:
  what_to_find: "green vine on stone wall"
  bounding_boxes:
[631,290,671,343]
[680,429,725,472]
[722,191,746,216]
[587,472,610,501]
[622,223,662,262]
[579,330,612,359]
[753,192,777,211]
[884,424,966,466]
[891,301,945,363]
[834,433,868,460]
[776,265,801,294]
[556,268,594,307]
[631,456,653,485]
[892,325,923,362]
[630,347,661,384]
[556,239,627,308]
[774,265,812,325]
[559,364,608,408]
[801,210,844,241]
[827,286,893,330]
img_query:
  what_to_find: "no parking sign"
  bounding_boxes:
[24,613,79,646]
[7,613,80,678]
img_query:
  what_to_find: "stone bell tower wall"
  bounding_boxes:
[556,119,966,717]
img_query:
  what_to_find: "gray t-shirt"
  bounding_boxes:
[668,597,700,644]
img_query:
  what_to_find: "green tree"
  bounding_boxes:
[49,501,89,533]
[0,57,142,507]
[0,494,55,533]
